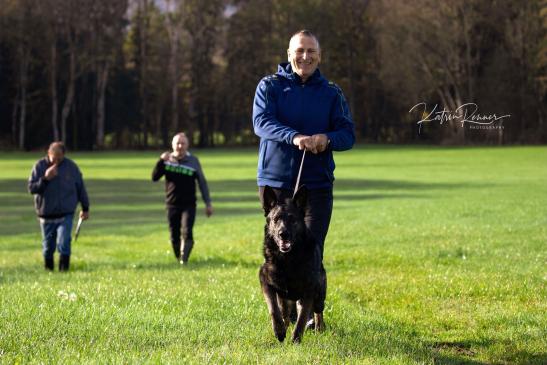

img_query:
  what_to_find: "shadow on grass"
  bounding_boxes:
[0,254,258,281]
[429,340,547,364]
[0,177,490,236]
[80,255,258,272]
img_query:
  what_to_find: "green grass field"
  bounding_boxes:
[0,145,545,364]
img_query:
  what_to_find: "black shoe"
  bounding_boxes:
[44,257,54,271]
[59,255,70,271]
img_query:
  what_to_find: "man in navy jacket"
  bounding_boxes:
[253,30,355,269]
[28,142,90,271]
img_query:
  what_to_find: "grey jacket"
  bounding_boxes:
[28,157,90,218]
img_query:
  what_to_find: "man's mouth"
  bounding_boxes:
[279,241,292,253]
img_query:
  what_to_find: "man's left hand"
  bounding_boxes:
[311,134,329,153]
[80,211,90,220]
[205,205,214,218]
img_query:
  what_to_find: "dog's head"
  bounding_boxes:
[262,185,307,254]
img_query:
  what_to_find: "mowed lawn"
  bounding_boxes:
[0,145,545,364]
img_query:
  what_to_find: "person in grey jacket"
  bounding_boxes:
[152,132,213,264]
[28,142,90,271]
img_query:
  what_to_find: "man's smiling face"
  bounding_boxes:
[287,34,321,82]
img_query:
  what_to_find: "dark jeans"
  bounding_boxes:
[167,205,196,246]
[258,187,333,262]
[39,213,74,258]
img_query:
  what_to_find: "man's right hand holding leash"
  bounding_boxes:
[293,134,329,154]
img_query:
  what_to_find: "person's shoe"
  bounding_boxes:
[44,257,54,271]
[59,255,70,272]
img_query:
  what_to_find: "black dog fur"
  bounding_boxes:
[259,185,327,343]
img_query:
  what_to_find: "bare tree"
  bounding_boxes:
[164,0,184,136]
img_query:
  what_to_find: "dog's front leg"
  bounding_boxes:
[261,283,286,342]
[277,296,293,328]
[292,298,313,343]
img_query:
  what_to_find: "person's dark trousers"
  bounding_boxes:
[167,204,196,262]
[258,186,333,263]
[39,214,74,271]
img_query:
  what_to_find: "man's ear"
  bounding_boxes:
[292,185,308,211]
[262,186,278,216]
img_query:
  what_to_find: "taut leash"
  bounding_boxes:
[293,150,306,198]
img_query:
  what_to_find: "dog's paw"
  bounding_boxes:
[273,320,286,342]
[291,333,303,344]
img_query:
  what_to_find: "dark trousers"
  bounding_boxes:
[167,204,196,247]
[258,187,333,262]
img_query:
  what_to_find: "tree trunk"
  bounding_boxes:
[139,0,150,148]
[96,62,109,148]
[18,46,30,150]
[11,90,19,146]
[165,1,181,134]
[50,42,60,141]
[61,47,76,143]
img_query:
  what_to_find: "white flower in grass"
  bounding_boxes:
[57,290,77,301]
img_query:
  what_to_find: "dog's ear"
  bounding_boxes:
[262,186,278,215]
[292,185,308,211]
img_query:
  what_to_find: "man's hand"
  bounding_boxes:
[311,134,329,153]
[293,134,329,154]
[160,152,171,161]
[205,205,214,218]
[293,134,315,152]
[80,210,89,220]
[44,164,58,180]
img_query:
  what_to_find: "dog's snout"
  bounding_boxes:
[279,230,290,241]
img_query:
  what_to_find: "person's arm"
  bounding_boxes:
[325,87,356,151]
[152,158,166,182]
[252,78,299,144]
[28,161,49,194]
[194,158,212,209]
[75,165,90,219]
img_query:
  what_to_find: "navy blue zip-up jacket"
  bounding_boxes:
[28,157,89,218]
[253,63,355,190]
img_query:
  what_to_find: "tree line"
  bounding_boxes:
[1,0,545,150]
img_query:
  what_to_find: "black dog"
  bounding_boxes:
[259,185,327,343]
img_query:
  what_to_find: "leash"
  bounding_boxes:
[293,150,306,198]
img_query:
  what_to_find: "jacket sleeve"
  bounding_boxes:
[28,161,49,194]
[152,159,165,181]
[252,78,299,145]
[195,158,212,206]
[326,87,356,151]
[75,165,90,212]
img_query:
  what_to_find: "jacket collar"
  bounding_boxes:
[276,63,324,85]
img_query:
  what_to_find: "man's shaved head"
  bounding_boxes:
[289,29,320,50]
